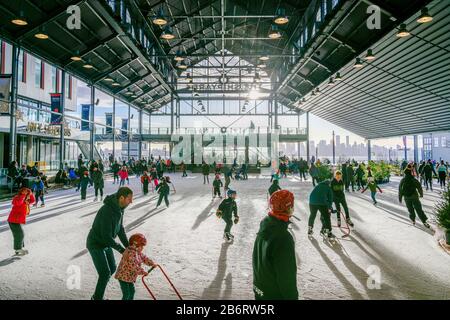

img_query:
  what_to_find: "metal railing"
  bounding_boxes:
[147,127,307,135]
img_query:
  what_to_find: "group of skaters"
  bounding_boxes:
[404,159,450,191]
[4,153,448,300]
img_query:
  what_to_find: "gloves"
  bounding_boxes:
[216,210,223,219]
[234,216,240,224]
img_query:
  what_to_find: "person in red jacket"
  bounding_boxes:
[7,187,35,256]
[118,166,129,187]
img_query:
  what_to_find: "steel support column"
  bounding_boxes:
[112,97,116,161]
[89,85,95,161]
[127,104,131,160]
[413,135,418,163]
[368,139,372,161]
[332,130,336,164]
[306,111,310,163]
[138,109,143,159]
[60,70,66,169]
[9,44,19,164]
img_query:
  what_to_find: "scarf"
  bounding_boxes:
[268,211,290,222]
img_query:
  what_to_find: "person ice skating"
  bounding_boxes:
[437,160,448,189]
[399,165,431,228]
[202,161,210,184]
[213,174,224,199]
[331,171,354,227]
[92,167,104,202]
[112,161,120,184]
[79,171,93,201]
[216,189,239,242]
[361,177,383,205]
[224,166,233,191]
[155,177,170,208]
[346,163,355,192]
[423,160,436,191]
[141,171,151,195]
[32,176,45,207]
[7,187,35,256]
[118,166,129,187]
[181,161,187,177]
[355,163,365,191]
[268,179,281,196]
[299,158,308,181]
[252,190,298,300]
[114,233,157,300]
[87,187,133,300]
[309,162,319,186]
[270,169,280,183]
[150,167,159,188]
[308,180,335,240]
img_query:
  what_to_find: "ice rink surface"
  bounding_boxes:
[0,173,449,300]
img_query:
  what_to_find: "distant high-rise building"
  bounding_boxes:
[336,135,340,146]
[346,136,350,147]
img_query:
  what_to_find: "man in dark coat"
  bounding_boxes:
[253,190,298,300]
[86,187,133,300]
[423,160,436,191]
[202,161,210,184]
[399,165,431,228]
[91,167,104,202]
[308,180,335,239]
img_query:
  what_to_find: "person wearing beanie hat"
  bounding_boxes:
[79,171,93,201]
[308,180,335,240]
[155,177,170,208]
[216,189,238,241]
[331,171,353,228]
[212,174,224,199]
[422,159,436,191]
[361,176,383,205]
[399,165,431,228]
[252,190,298,300]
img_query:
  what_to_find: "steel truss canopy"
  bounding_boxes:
[0,0,447,139]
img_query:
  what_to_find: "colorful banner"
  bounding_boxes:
[0,75,11,114]
[105,113,113,134]
[50,93,62,124]
[121,118,128,134]
[81,104,90,131]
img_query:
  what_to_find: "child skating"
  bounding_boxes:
[331,171,354,227]
[141,171,151,195]
[32,176,45,208]
[114,233,157,300]
[361,177,383,205]
[216,189,239,242]
[79,171,92,201]
[118,166,129,186]
[155,177,170,208]
[268,179,282,196]
[213,174,223,199]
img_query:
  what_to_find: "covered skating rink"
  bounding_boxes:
[0,173,449,300]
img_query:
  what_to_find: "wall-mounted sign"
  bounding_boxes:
[190,83,260,91]
[50,93,62,125]
[105,113,113,134]
[81,104,90,131]
[25,121,71,137]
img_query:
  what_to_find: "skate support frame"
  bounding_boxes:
[331,209,351,238]
[142,264,183,300]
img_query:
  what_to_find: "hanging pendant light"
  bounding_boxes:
[160,26,175,40]
[396,24,410,37]
[328,78,335,86]
[12,11,28,26]
[354,58,364,68]
[417,7,433,24]
[71,50,82,61]
[83,59,94,69]
[152,7,168,26]
[259,56,270,61]
[365,49,375,61]
[104,77,114,82]
[335,72,342,81]
[174,50,184,62]
[274,8,289,25]
[35,26,49,40]
[268,25,282,39]
[177,60,188,69]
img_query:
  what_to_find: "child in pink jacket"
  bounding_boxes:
[118,166,129,186]
[115,233,156,300]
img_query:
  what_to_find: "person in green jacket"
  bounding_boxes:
[331,171,354,227]
[216,189,239,242]
[91,167,104,202]
[213,174,224,199]
[355,163,365,191]
[156,177,170,208]
[361,177,383,205]
[202,161,210,184]
[79,171,92,201]
[253,189,298,300]
[86,187,133,300]
[308,180,335,240]
[268,179,281,196]
[399,165,431,228]
[346,164,355,192]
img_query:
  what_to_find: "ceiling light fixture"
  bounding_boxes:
[268,25,282,39]
[354,58,364,68]
[417,7,433,24]
[174,50,184,62]
[396,24,410,37]
[71,50,82,61]
[365,49,375,61]
[152,7,168,26]
[35,26,49,40]
[104,77,114,82]
[335,72,342,81]
[259,56,270,61]
[160,26,175,40]
[83,59,94,69]
[328,78,335,86]
[274,8,289,25]
[177,60,188,69]
[11,11,28,26]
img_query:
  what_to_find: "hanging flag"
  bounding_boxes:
[0,75,11,114]
[121,118,128,135]
[105,113,113,133]
[81,104,90,131]
[50,93,62,124]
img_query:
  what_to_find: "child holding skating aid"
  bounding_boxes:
[114,233,157,300]
[213,174,224,199]
[216,189,239,242]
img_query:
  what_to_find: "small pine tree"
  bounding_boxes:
[436,185,450,230]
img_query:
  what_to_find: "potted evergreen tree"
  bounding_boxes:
[436,185,450,245]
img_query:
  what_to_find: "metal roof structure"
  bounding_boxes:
[0,0,448,139]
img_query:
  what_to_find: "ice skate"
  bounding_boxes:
[93,197,98,202]
[307,226,313,236]
[40,204,45,207]
[327,232,337,242]
[411,219,416,226]
[14,249,28,256]
[346,218,354,227]
[337,220,341,227]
